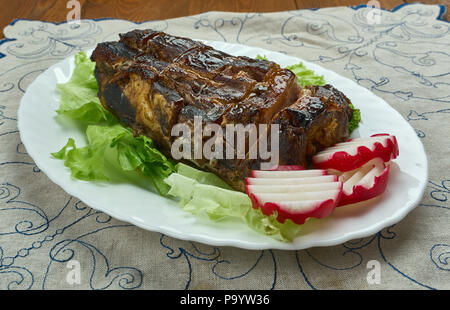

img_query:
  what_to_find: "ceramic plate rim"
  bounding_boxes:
[17,40,428,250]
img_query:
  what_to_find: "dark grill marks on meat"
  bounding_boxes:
[91,29,353,191]
[271,85,353,170]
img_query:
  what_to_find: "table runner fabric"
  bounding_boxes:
[0,3,449,290]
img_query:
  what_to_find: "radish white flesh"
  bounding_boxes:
[256,190,340,204]
[251,169,325,178]
[357,164,384,189]
[317,136,393,156]
[315,137,395,159]
[341,158,385,192]
[246,165,343,225]
[247,182,342,194]
[312,134,398,172]
[337,158,390,206]
[342,162,374,192]
[246,175,337,186]
[273,200,329,213]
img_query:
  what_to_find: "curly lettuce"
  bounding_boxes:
[348,103,361,134]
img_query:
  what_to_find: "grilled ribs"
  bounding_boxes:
[91,29,353,192]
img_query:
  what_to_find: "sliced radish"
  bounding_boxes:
[262,199,339,225]
[337,158,390,206]
[247,182,342,195]
[251,169,326,178]
[312,134,398,172]
[246,166,342,225]
[246,175,338,186]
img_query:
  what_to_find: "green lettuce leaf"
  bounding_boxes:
[57,52,99,112]
[176,163,232,190]
[165,164,302,242]
[348,103,361,134]
[52,124,174,195]
[256,54,325,87]
[58,101,118,124]
[286,62,326,87]
[56,51,117,124]
[256,54,269,61]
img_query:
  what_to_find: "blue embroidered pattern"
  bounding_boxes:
[0,3,448,289]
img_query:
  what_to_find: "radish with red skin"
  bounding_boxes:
[247,132,399,223]
[246,182,342,194]
[246,175,338,186]
[312,134,398,172]
[251,169,327,178]
[248,186,342,225]
[245,166,342,225]
[257,199,339,225]
[337,158,391,206]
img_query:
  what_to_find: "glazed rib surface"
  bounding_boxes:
[91,29,353,191]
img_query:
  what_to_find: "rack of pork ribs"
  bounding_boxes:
[91,29,353,192]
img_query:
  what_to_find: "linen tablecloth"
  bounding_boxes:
[0,3,449,290]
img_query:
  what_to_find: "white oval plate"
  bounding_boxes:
[17,40,428,250]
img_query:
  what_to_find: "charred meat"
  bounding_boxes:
[91,29,353,191]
